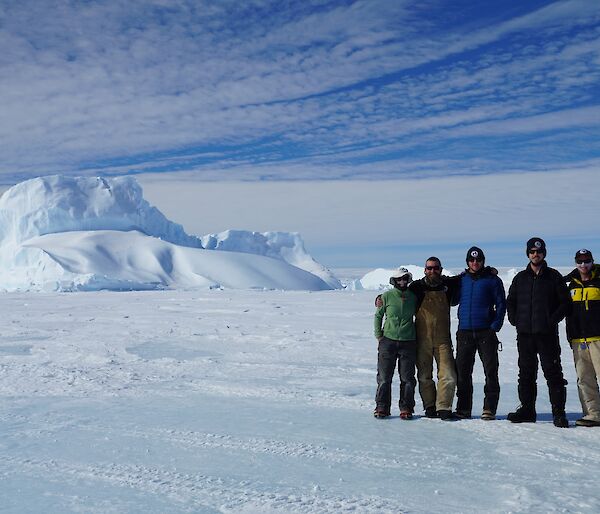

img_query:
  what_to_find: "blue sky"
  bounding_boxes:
[1,0,599,267]
[2,0,599,181]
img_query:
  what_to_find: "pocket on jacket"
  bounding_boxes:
[385,316,402,333]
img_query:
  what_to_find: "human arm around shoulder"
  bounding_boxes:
[409,280,424,311]
[549,270,573,325]
[506,275,518,326]
[491,276,507,332]
[444,274,462,306]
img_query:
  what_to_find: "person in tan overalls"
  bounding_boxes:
[412,257,461,419]
[376,257,461,419]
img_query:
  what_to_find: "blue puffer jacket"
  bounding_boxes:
[457,268,506,332]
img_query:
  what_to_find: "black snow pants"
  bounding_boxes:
[376,337,417,413]
[516,332,567,415]
[456,329,500,415]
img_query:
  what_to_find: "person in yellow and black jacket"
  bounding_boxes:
[565,249,600,427]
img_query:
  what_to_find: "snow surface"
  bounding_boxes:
[0,176,339,292]
[0,286,598,513]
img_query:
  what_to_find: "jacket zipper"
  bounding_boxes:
[470,276,475,337]
[584,286,589,343]
[530,273,536,331]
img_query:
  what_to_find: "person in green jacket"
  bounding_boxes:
[374,267,419,419]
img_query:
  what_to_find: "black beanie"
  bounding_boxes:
[466,246,485,264]
[526,237,546,256]
[575,248,594,261]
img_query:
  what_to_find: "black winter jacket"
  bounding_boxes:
[409,274,461,307]
[507,262,572,335]
[564,264,600,343]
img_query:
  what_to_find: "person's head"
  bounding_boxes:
[526,237,546,266]
[389,267,412,290]
[466,246,485,273]
[424,256,442,279]
[575,248,594,277]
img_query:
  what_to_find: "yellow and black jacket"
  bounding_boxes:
[565,264,600,344]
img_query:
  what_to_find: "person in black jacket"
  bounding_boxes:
[506,237,572,427]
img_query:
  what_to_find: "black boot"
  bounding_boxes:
[550,384,567,415]
[553,412,569,428]
[454,410,472,419]
[507,405,536,423]
[438,409,459,421]
[424,406,438,418]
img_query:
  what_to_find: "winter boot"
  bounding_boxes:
[454,410,471,419]
[438,410,459,421]
[424,406,438,418]
[553,412,569,428]
[481,409,496,421]
[550,384,568,416]
[507,405,536,423]
[576,418,600,427]
[373,407,390,419]
[400,410,413,420]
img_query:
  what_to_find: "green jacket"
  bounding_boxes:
[374,288,418,341]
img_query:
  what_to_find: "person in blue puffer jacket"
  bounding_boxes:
[454,246,506,420]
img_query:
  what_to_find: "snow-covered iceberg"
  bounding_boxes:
[23,230,330,291]
[0,175,202,248]
[201,230,341,289]
[0,175,337,292]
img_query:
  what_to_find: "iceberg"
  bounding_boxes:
[0,175,202,247]
[23,230,331,291]
[0,175,337,292]
[201,230,342,289]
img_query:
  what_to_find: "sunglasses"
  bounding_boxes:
[425,265,441,271]
[576,259,593,265]
[528,249,544,255]
[468,257,483,263]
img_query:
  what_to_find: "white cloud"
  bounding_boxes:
[0,0,598,180]
[447,105,600,137]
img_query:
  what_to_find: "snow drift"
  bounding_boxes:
[201,230,341,289]
[24,230,330,291]
[0,176,337,292]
